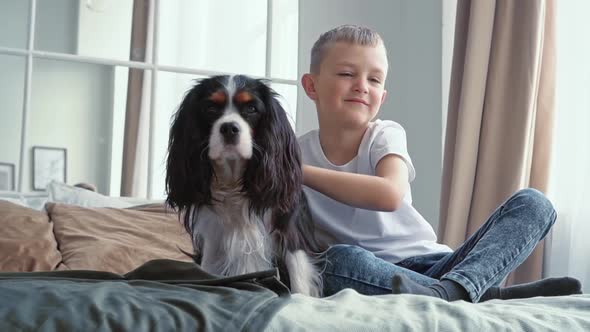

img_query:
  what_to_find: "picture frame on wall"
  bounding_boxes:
[32,146,67,191]
[0,162,15,191]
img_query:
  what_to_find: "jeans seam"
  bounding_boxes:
[325,271,392,292]
[446,208,556,302]
[498,203,526,217]
[445,205,525,274]
[480,208,557,293]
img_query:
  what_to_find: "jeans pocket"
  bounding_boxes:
[398,253,449,274]
[396,257,417,269]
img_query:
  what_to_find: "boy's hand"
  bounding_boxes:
[303,155,409,211]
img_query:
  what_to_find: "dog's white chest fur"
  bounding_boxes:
[192,189,274,277]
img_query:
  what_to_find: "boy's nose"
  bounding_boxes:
[353,80,369,93]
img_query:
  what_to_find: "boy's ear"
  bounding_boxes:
[301,73,318,101]
[381,89,388,105]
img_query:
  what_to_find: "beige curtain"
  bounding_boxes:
[121,0,152,197]
[439,0,555,285]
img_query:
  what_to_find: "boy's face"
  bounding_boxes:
[303,42,388,130]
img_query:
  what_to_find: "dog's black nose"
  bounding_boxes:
[220,121,240,144]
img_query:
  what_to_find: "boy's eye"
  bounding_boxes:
[370,78,382,84]
[338,72,353,77]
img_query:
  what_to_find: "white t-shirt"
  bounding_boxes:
[298,119,452,263]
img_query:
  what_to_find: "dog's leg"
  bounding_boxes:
[285,250,323,297]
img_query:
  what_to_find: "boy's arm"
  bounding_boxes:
[303,154,409,212]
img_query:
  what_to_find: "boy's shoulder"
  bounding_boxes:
[371,119,405,132]
[296,120,406,145]
[297,129,319,156]
[366,120,408,141]
[297,129,319,144]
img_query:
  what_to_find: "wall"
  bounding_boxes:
[298,0,443,230]
[35,0,78,54]
[23,59,114,193]
[0,54,25,180]
[0,0,119,193]
[77,0,133,60]
[0,0,29,49]
[75,0,134,195]
[0,0,29,185]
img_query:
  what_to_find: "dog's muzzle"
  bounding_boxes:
[220,121,240,145]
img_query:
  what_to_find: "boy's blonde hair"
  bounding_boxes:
[310,24,386,73]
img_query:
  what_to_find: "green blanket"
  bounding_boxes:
[0,259,290,332]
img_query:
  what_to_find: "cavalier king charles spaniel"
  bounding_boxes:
[166,75,324,297]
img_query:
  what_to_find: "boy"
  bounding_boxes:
[298,25,581,302]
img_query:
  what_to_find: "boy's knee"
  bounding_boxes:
[513,188,553,210]
[511,188,556,227]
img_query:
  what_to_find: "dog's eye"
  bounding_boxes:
[245,105,257,113]
[206,105,217,113]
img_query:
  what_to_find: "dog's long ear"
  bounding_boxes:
[166,83,214,231]
[243,85,302,215]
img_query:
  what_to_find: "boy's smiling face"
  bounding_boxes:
[303,41,389,130]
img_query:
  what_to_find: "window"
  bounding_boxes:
[544,0,590,290]
[0,0,299,198]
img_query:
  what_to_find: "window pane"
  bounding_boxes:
[271,0,298,80]
[34,0,135,61]
[157,0,267,76]
[270,83,297,129]
[0,0,30,49]
[26,58,121,194]
[0,54,25,190]
[151,72,206,199]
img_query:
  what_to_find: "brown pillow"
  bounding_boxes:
[0,201,62,272]
[46,203,194,274]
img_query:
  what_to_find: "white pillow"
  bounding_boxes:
[22,195,51,210]
[46,181,134,208]
[0,196,27,207]
[119,196,166,206]
[0,191,48,210]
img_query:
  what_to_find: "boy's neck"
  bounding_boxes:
[318,125,369,166]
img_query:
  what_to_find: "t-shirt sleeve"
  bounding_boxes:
[370,122,416,182]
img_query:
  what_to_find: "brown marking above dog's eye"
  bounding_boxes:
[234,91,253,104]
[208,91,226,104]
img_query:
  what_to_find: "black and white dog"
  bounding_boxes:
[166,75,324,297]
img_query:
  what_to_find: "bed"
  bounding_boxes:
[1,182,589,331]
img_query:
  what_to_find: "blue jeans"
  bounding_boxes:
[321,188,556,302]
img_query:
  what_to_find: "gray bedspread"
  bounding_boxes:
[0,259,289,332]
[3,259,588,331]
[267,289,590,331]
